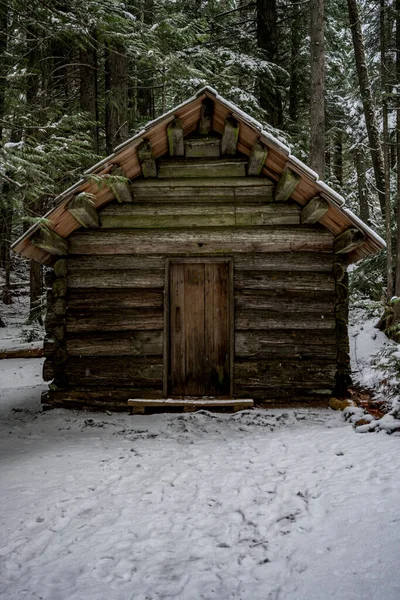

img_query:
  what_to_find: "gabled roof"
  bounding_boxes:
[12,86,385,265]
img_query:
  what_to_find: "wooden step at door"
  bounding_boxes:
[128,397,254,414]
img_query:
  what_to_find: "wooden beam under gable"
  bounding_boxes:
[334,228,365,254]
[167,117,184,157]
[247,139,269,175]
[199,98,214,135]
[301,196,329,224]
[68,194,100,228]
[221,115,240,156]
[31,226,68,256]
[137,140,157,178]
[274,167,301,202]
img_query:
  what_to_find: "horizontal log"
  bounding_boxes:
[0,346,44,359]
[52,277,67,297]
[66,357,163,387]
[234,388,332,400]
[67,270,164,289]
[131,177,274,204]
[67,290,163,311]
[234,359,336,388]
[67,252,334,273]
[234,271,334,292]
[157,158,246,179]
[235,331,336,358]
[99,203,300,228]
[66,309,164,333]
[234,290,335,313]
[185,136,220,158]
[67,332,163,356]
[31,227,68,256]
[235,310,335,330]
[42,388,164,409]
[68,255,165,272]
[44,336,60,357]
[54,259,67,278]
[43,359,55,382]
[233,253,333,272]
[68,227,333,255]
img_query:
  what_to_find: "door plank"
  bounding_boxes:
[184,263,206,395]
[170,264,186,395]
[205,263,230,395]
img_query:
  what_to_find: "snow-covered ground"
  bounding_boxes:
[1,359,400,600]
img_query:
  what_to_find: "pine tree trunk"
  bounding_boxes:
[289,2,302,124]
[105,42,129,154]
[80,34,99,153]
[333,131,343,186]
[381,0,393,298]
[256,0,283,128]
[310,0,325,177]
[355,147,370,223]
[0,0,7,143]
[395,0,400,296]
[347,0,386,217]
[137,0,154,123]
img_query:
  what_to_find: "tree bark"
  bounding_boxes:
[310,0,325,177]
[355,146,370,223]
[395,0,400,296]
[381,0,393,298]
[105,41,129,154]
[256,0,283,128]
[347,0,386,217]
[80,33,99,153]
[333,131,343,187]
[289,2,302,124]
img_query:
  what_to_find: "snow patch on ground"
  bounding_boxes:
[1,359,400,600]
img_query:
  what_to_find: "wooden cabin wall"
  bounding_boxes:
[42,174,343,410]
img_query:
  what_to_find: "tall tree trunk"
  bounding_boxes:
[136,0,154,123]
[310,0,325,177]
[355,146,370,223]
[381,0,393,298]
[347,0,386,217]
[80,33,99,153]
[105,41,129,154]
[395,0,400,296]
[256,0,283,128]
[0,0,7,143]
[333,131,343,186]
[289,2,302,124]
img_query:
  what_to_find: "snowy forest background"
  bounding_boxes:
[0,0,399,338]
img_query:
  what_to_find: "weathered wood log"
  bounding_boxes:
[67,289,163,311]
[52,277,67,297]
[130,177,274,203]
[99,203,300,229]
[54,259,67,278]
[137,140,157,178]
[334,256,351,396]
[53,298,67,316]
[68,194,100,228]
[234,271,335,292]
[157,158,246,179]
[44,268,56,288]
[247,140,269,176]
[234,252,333,272]
[0,346,44,359]
[31,226,68,256]
[66,357,163,387]
[199,98,214,134]
[66,309,164,333]
[68,227,334,255]
[67,270,164,289]
[234,290,335,313]
[185,136,220,158]
[67,331,163,357]
[43,359,55,382]
[68,255,165,272]
[107,167,133,203]
[301,196,329,224]
[221,115,240,155]
[274,168,301,202]
[53,347,67,365]
[44,336,60,357]
[234,359,336,388]
[42,387,164,409]
[234,387,332,400]
[235,310,335,330]
[235,331,336,359]
[334,228,365,254]
[167,118,184,157]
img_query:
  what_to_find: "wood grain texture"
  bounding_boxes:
[235,331,336,358]
[67,289,163,310]
[235,310,335,330]
[66,357,163,387]
[67,270,164,289]
[234,271,334,291]
[67,332,163,356]
[234,290,335,313]
[66,309,163,333]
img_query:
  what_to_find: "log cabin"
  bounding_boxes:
[12,87,385,412]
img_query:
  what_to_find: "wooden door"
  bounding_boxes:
[169,261,231,397]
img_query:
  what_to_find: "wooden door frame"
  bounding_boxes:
[164,257,234,398]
